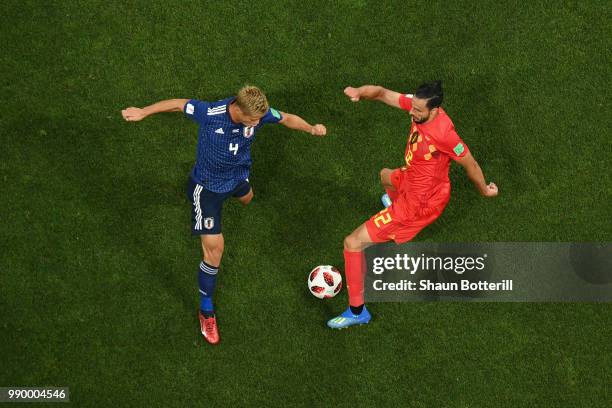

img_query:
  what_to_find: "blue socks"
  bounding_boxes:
[198,261,218,314]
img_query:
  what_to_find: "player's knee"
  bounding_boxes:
[240,191,253,205]
[380,168,391,185]
[343,234,362,251]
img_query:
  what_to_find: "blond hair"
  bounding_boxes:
[235,85,269,116]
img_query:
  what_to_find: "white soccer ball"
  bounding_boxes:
[308,265,342,299]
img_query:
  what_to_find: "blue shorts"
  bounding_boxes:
[187,177,251,235]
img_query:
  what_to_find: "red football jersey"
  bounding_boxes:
[395,93,469,206]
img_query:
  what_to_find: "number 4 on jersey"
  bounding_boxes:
[229,143,239,155]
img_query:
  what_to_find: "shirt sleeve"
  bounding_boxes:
[184,99,210,125]
[398,93,414,112]
[259,107,283,125]
[433,124,470,161]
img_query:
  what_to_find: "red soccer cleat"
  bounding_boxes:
[198,311,220,345]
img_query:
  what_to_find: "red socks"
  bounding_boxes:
[344,249,365,307]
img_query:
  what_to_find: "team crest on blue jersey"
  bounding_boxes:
[243,126,254,138]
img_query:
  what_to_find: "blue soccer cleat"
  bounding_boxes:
[381,194,392,208]
[327,306,371,329]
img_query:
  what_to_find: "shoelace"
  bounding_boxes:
[204,319,215,334]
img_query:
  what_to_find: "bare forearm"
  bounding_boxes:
[281,113,314,133]
[353,85,384,100]
[142,99,188,117]
[122,98,188,122]
[456,152,498,197]
[464,160,488,195]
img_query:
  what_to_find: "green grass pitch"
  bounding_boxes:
[1,0,610,406]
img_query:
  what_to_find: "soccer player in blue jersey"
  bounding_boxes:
[122,86,326,344]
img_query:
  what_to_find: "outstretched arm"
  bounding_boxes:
[278,112,327,136]
[121,99,190,121]
[456,152,498,197]
[344,85,403,108]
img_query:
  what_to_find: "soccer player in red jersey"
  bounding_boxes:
[328,81,498,329]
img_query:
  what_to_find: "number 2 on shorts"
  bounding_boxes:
[374,208,392,228]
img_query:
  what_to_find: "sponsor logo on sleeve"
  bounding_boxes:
[186,103,194,115]
[453,143,465,156]
[270,108,281,120]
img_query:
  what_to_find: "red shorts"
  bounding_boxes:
[365,171,451,244]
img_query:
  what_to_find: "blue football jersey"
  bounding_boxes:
[184,97,283,193]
